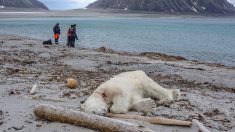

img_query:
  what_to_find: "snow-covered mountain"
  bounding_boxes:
[87,0,235,14]
[0,0,48,10]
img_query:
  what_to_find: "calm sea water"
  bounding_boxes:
[0,17,235,66]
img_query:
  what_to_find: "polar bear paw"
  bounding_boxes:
[132,98,156,113]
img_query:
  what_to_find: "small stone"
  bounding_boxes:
[106,61,112,64]
[62,92,71,98]
[36,124,42,127]
[11,126,24,131]
[80,100,85,104]
[70,94,77,99]
[9,91,15,95]
[25,120,33,124]
[29,84,37,95]
[9,90,21,95]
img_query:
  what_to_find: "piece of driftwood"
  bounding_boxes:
[108,113,192,127]
[192,119,210,132]
[33,104,153,132]
[23,95,66,102]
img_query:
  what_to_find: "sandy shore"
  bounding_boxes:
[0,35,234,132]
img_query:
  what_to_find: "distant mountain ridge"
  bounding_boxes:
[87,0,235,14]
[0,0,48,10]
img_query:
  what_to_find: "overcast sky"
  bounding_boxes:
[39,0,96,10]
[39,0,235,10]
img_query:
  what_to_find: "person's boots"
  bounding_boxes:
[55,39,58,44]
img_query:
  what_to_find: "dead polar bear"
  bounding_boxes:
[81,70,181,116]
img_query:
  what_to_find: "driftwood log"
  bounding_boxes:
[108,113,192,127]
[33,104,153,132]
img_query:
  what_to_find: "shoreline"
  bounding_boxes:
[1,13,235,68]
[0,34,235,132]
[1,33,235,69]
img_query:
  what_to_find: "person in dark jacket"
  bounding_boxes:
[72,24,78,47]
[67,25,78,48]
[53,23,60,44]
[73,24,77,33]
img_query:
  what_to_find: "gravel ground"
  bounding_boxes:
[0,35,234,132]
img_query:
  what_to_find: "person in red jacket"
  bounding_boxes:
[67,25,78,48]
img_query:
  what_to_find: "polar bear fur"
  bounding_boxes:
[81,70,181,116]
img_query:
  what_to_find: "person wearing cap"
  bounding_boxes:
[53,23,60,44]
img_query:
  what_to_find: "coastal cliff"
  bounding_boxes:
[0,0,48,10]
[87,0,235,14]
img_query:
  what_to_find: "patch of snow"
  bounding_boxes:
[202,7,206,10]
[124,7,128,10]
[0,5,4,8]
[193,2,197,5]
[192,7,198,13]
[25,0,33,6]
[170,9,174,12]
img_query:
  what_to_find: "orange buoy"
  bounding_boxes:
[67,78,78,89]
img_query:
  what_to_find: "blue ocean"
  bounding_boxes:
[0,17,235,66]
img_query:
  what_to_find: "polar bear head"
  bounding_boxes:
[81,93,108,116]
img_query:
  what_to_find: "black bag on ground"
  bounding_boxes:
[43,39,52,45]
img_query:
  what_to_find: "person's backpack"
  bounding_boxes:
[43,39,52,45]
[67,27,75,38]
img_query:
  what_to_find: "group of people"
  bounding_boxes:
[53,23,78,48]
